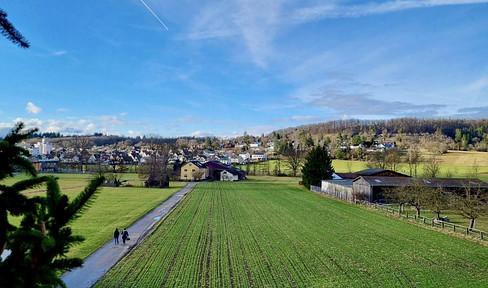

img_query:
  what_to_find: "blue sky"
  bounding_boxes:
[1,0,487,138]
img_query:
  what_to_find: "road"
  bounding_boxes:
[61,182,196,288]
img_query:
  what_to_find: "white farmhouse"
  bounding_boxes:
[251,153,268,162]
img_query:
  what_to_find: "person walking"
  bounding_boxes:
[114,228,120,244]
[121,228,129,244]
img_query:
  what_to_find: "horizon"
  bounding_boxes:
[1,1,487,138]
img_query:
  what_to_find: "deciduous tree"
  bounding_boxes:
[283,145,303,177]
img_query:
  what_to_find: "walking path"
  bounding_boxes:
[61,182,196,288]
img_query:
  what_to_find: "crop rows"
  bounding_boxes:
[96,180,488,287]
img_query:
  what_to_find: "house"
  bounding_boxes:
[31,159,59,173]
[204,161,246,181]
[239,152,251,163]
[230,155,244,165]
[250,142,262,150]
[251,153,268,162]
[220,170,239,181]
[217,156,232,165]
[180,161,208,181]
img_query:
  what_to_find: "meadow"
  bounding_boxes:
[96,179,488,287]
[3,173,186,259]
[244,150,488,181]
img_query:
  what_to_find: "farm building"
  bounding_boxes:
[353,176,488,203]
[335,168,409,179]
[320,169,488,203]
[204,161,246,181]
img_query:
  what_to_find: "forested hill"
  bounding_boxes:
[269,118,488,152]
[274,118,488,138]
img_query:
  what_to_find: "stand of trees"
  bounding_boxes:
[385,178,488,230]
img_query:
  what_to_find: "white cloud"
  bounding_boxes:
[52,50,67,56]
[25,102,42,114]
[190,130,215,137]
[290,0,488,23]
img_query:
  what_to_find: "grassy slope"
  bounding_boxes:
[3,173,186,259]
[96,179,488,287]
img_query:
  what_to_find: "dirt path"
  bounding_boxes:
[61,182,197,288]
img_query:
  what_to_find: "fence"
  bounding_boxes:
[373,203,486,240]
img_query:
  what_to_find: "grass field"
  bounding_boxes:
[246,150,488,181]
[96,179,488,287]
[3,173,187,259]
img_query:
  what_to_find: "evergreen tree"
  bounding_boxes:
[0,8,30,48]
[301,145,334,189]
[0,123,104,288]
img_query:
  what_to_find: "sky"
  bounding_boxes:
[1,0,488,138]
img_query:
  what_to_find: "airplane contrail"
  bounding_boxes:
[139,0,169,31]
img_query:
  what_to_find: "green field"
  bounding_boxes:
[245,150,488,181]
[3,173,186,259]
[96,179,488,287]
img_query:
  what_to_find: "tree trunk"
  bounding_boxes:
[469,218,476,230]
[416,207,421,218]
[436,211,440,220]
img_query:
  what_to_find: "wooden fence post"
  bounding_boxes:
[431,219,434,227]
[466,227,469,236]
[453,225,456,233]
[423,218,426,224]
[481,231,484,240]
[441,222,444,229]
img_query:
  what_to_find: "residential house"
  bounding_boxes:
[251,153,268,162]
[230,155,244,165]
[31,159,59,173]
[239,152,251,163]
[180,160,208,181]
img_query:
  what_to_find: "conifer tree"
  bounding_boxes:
[0,123,104,288]
[0,8,30,48]
[301,145,334,189]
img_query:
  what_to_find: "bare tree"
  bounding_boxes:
[273,156,282,176]
[283,146,303,177]
[424,155,440,178]
[455,181,488,230]
[385,148,401,172]
[139,143,171,188]
[71,136,93,173]
[424,186,449,220]
[405,146,421,177]
[407,179,428,218]
[385,187,410,214]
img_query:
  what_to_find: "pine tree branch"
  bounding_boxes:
[0,8,30,48]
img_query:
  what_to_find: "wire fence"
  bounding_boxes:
[372,203,486,240]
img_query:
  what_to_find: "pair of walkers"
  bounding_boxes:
[114,228,129,244]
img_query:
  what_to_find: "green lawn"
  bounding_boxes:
[96,179,488,287]
[3,173,187,259]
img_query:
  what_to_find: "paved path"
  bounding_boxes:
[61,182,196,288]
